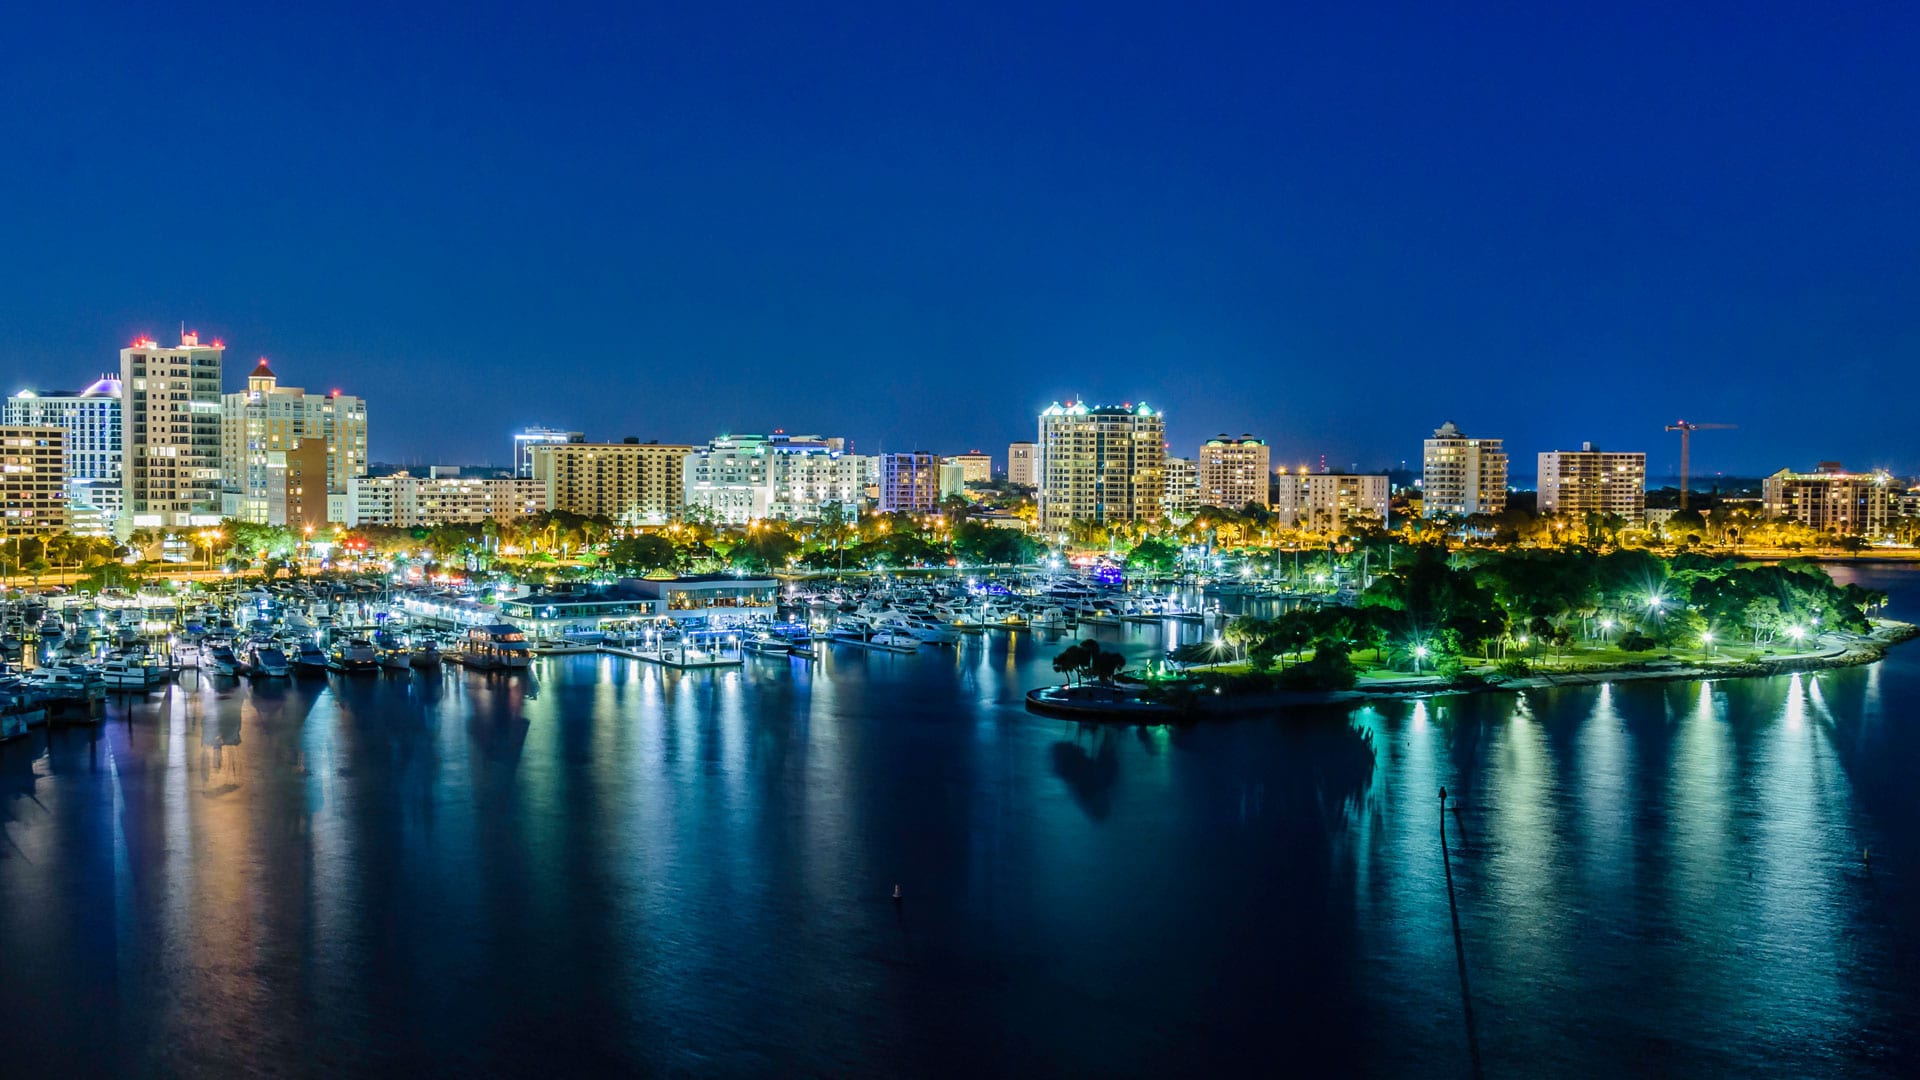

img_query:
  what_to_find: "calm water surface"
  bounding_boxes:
[5,566,1920,1076]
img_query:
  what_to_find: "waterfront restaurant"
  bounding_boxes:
[498,581,664,641]
[626,571,777,626]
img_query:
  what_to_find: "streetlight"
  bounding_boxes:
[1786,625,1806,644]
[1413,643,1430,674]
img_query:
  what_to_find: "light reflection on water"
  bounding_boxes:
[2,571,1920,1075]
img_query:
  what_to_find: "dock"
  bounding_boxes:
[599,644,742,669]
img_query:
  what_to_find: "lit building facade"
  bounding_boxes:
[513,426,584,478]
[121,330,225,535]
[879,451,939,513]
[347,471,547,527]
[1007,441,1037,487]
[946,452,992,484]
[682,434,867,525]
[1762,463,1894,537]
[1036,401,1166,530]
[1198,434,1270,509]
[5,376,122,531]
[220,358,369,524]
[0,426,67,537]
[1537,444,1646,523]
[533,441,691,526]
[1421,421,1507,518]
[1162,456,1199,516]
[1272,472,1389,534]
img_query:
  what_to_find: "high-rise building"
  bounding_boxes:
[0,426,67,537]
[1162,456,1199,516]
[938,461,968,499]
[1421,421,1508,518]
[1537,444,1646,523]
[945,452,992,484]
[1198,434,1270,510]
[5,376,122,531]
[1762,463,1894,537]
[121,330,225,535]
[514,426,585,478]
[346,471,548,528]
[277,439,332,535]
[879,451,939,513]
[1007,441,1037,487]
[1272,472,1389,534]
[532,441,692,526]
[1036,401,1166,530]
[220,358,369,525]
[682,433,868,524]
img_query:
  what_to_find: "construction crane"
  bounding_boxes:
[1664,421,1736,511]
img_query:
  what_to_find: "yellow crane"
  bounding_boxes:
[1663,421,1736,510]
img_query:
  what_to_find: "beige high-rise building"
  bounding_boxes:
[1421,421,1507,518]
[1272,472,1388,534]
[1198,434,1270,509]
[1036,401,1166,530]
[121,330,225,535]
[1007,441,1037,487]
[1537,444,1646,523]
[1162,456,1199,516]
[946,452,992,484]
[221,357,369,525]
[1762,463,1894,537]
[533,441,692,526]
[0,426,67,537]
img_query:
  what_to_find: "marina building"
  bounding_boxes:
[879,451,939,513]
[0,426,68,537]
[532,440,692,526]
[121,330,226,535]
[1271,472,1389,534]
[1007,441,1037,487]
[1537,444,1646,523]
[1198,434,1270,510]
[220,357,369,525]
[1762,463,1894,537]
[1036,401,1166,530]
[4,376,122,532]
[1421,421,1508,518]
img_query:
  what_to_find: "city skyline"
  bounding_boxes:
[3,5,1916,474]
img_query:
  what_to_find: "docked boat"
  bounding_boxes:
[409,640,443,668]
[100,655,168,691]
[326,638,380,673]
[207,641,248,677]
[379,648,413,672]
[459,624,531,670]
[291,640,330,673]
[245,640,291,678]
[743,632,791,656]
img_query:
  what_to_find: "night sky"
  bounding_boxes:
[2,3,1914,479]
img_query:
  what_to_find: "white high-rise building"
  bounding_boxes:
[121,329,225,535]
[1537,444,1646,523]
[1272,472,1389,534]
[220,358,369,525]
[1162,456,1199,516]
[1037,401,1166,530]
[1198,434,1270,509]
[1421,421,1507,519]
[5,376,123,531]
[682,433,868,525]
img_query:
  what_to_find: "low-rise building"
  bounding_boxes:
[1762,463,1894,537]
[1537,443,1646,523]
[1272,472,1389,534]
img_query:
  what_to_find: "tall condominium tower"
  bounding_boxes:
[220,357,369,525]
[1537,443,1646,524]
[1198,433,1270,510]
[1036,401,1167,531]
[121,330,224,535]
[1421,421,1508,519]
[5,375,123,532]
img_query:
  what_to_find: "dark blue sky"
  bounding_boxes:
[2,3,1914,478]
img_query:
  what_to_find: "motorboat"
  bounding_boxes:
[743,633,791,656]
[291,640,330,673]
[100,655,168,690]
[327,639,380,673]
[207,641,248,677]
[409,640,443,668]
[458,625,531,670]
[245,640,291,678]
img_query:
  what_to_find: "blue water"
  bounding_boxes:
[3,565,1919,1076]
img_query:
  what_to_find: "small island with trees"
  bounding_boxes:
[1029,547,1914,721]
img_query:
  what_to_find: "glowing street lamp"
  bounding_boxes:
[1413,643,1430,674]
[1786,625,1806,643]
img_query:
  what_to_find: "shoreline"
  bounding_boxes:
[1027,619,1919,722]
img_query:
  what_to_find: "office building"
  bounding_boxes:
[220,357,369,525]
[1762,463,1894,537]
[1421,421,1507,518]
[121,330,225,534]
[514,426,584,478]
[5,376,122,531]
[946,452,992,484]
[1163,456,1199,516]
[1036,401,1166,530]
[879,451,939,513]
[1007,441,1037,487]
[1537,444,1646,523]
[1198,434,1270,509]
[532,440,691,526]
[1272,472,1389,534]
[0,426,67,537]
